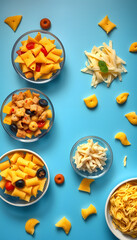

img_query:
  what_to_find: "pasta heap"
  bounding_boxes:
[109,181,137,238]
[73,139,107,173]
[0,151,47,202]
[81,40,127,88]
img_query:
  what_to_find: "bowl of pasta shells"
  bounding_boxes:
[105,178,137,239]
[0,149,50,206]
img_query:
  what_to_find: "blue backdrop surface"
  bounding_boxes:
[0,0,137,239]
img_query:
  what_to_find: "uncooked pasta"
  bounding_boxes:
[109,181,137,238]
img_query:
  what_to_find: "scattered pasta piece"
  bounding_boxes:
[81,204,97,220]
[125,112,137,125]
[129,42,137,52]
[123,156,127,167]
[98,16,116,34]
[74,139,108,173]
[78,178,94,193]
[116,93,129,104]
[109,181,137,238]
[25,218,39,235]
[55,217,71,235]
[4,15,22,32]
[83,94,98,108]
[115,132,131,146]
[81,40,127,88]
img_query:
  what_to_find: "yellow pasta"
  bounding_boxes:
[16,169,28,179]
[28,161,36,169]
[10,153,22,163]
[24,194,31,202]
[32,185,39,197]
[24,153,33,161]
[25,218,40,235]
[38,178,47,192]
[0,151,47,202]
[17,157,29,166]
[81,204,97,220]
[25,177,40,187]
[12,188,26,200]
[0,178,6,189]
[4,189,12,195]
[78,178,95,193]
[11,172,21,184]
[11,164,18,171]
[0,168,9,178]
[21,186,32,195]
[6,175,12,181]
[55,217,71,235]
[109,181,137,238]
[24,167,36,177]
[0,160,10,171]
[32,156,44,167]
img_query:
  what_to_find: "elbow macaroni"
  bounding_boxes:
[25,218,40,235]
[116,93,129,104]
[115,132,131,146]
[125,112,137,125]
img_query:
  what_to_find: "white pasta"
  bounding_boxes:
[73,139,107,173]
[81,40,127,88]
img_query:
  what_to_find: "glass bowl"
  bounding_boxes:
[105,178,137,240]
[0,149,50,207]
[11,30,65,84]
[70,136,113,179]
[1,88,54,142]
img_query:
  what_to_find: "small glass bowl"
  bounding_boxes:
[11,30,65,84]
[1,88,54,142]
[0,149,50,207]
[105,178,137,240]
[70,136,113,179]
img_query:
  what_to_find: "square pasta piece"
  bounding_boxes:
[98,15,116,34]
[21,50,35,67]
[35,51,47,64]
[47,52,60,62]
[3,115,12,125]
[19,63,30,73]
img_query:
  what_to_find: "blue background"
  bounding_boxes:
[0,0,137,239]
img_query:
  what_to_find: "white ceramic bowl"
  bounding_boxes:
[0,149,50,207]
[105,178,137,240]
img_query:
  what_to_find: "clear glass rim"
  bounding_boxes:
[11,29,65,84]
[1,87,55,142]
[70,136,113,179]
[105,177,137,239]
[0,149,50,207]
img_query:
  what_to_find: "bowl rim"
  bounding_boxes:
[11,29,65,84]
[105,177,137,240]
[0,148,50,207]
[70,136,113,179]
[0,87,55,142]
